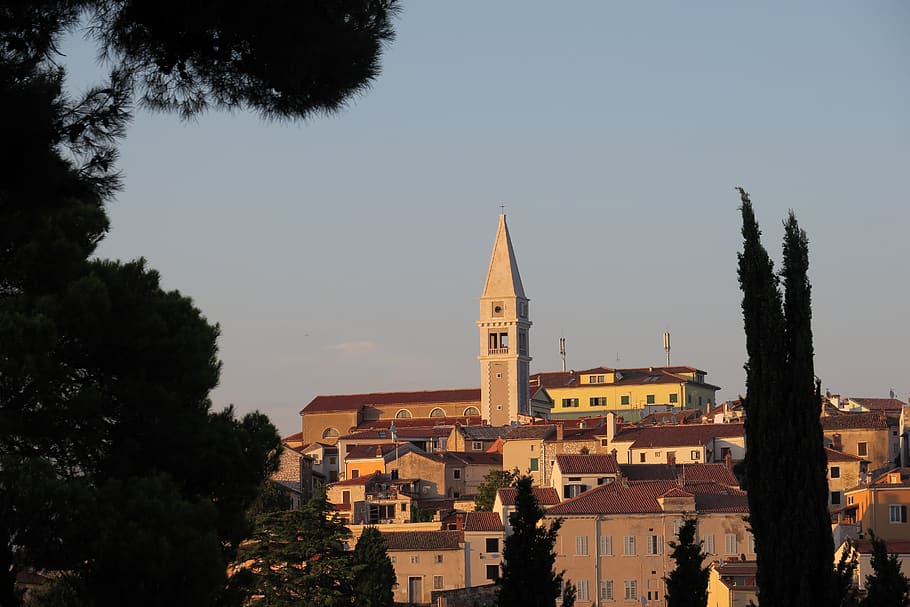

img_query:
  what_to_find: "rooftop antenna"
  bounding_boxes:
[615,352,621,365]
[559,337,567,372]
[499,204,506,215]
[663,331,671,367]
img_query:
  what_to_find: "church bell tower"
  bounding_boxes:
[478,214,531,426]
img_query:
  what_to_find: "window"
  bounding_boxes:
[621,395,630,406]
[703,534,715,555]
[858,442,868,457]
[639,453,646,463]
[575,535,589,556]
[646,535,663,555]
[600,535,613,556]
[623,535,636,556]
[561,398,579,408]
[669,393,678,403]
[430,407,446,418]
[690,450,700,460]
[830,466,841,479]
[472,441,484,450]
[433,575,443,590]
[486,537,499,553]
[590,397,607,407]
[464,406,480,416]
[599,580,614,600]
[492,301,504,317]
[890,504,908,523]
[831,491,842,505]
[725,534,738,555]
[590,375,605,384]
[329,456,336,465]
[624,580,638,601]
[577,579,589,601]
[401,503,407,512]
[453,469,461,479]
[322,427,340,439]
[646,394,655,404]
[687,394,692,403]
[410,555,419,564]
[351,469,359,479]
[390,555,397,564]
[529,458,539,472]
[486,564,499,581]
[395,409,412,419]
[435,554,444,563]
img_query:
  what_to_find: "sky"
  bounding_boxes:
[62,2,910,437]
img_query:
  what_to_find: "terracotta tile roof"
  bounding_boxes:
[331,472,380,487]
[381,530,464,551]
[616,423,744,448]
[661,487,694,498]
[497,487,561,507]
[341,426,453,440]
[459,425,510,440]
[825,447,866,463]
[677,464,739,486]
[869,468,910,487]
[555,454,619,474]
[504,425,556,440]
[358,417,481,429]
[531,366,720,391]
[436,452,503,466]
[301,389,481,414]
[282,431,303,442]
[821,411,890,430]
[850,398,905,412]
[463,512,503,532]
[546,480,746,516]
[345,443,398,460]
[851,539,910,555]
[618,464,679,481]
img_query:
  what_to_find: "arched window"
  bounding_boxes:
[395,409,412,419]
[322,427,340,439]
[463,406,480,417]
[429,407,446,418]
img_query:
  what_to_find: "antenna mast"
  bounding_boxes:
[559,337,566,372]
[663,332,671,367]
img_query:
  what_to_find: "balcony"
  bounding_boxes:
[488,347,509,355]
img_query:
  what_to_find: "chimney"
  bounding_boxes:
[606,412,616,443]
[667,452,676,466]
[556,423,564,441]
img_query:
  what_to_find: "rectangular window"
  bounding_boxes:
[599,580,614,600]
[329,456,336,464]
[590,375,605,384]
[646,394,655,404]
[725,534,738,555]
[486,564,499,580]
[575,535,589,556]
[410,555,419,564]
[646,535,663,555]
[830,466,841,479]
[624,579,638,601]
[890,504,908,523]
[669,393,678,403]
[600,535,613,556]
[390,555,396,563]
[529,458,539,472]
[486,537,499,553]
[433,575,444,590]
[590,396,607,407]
[690,450,700,460]
[453,469,461,479]
[639,453,646,463]
[435,554,444,563]
[703,534,715,555]
[401,502,407,512]
[351,469,359,479]
[623,535,636,556]
[577,579,589,601]
[858,442,868,457]
[831,491,842,505]
[472,441,483,450]
[621,395,630,406]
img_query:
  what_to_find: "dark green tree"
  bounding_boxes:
[248,480,294,518]
[833,539,860,607]
[664,517,709,607]
[230,489,356,607]
[862,532,910,607]
[737,188,833,607]
[352,526,396,607]
[475,468,520,512]
[497,476,565,607]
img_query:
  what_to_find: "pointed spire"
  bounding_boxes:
[481,214,526,298]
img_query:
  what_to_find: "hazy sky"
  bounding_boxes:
[64,2,909,436]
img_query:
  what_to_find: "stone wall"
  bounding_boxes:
[428,583,497,607]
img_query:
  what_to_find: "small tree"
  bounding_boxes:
[475,469,520,512]
[497,476,564,607]
[832,539,859,607]
[664,517,709,607]
[862,532,910,607]
[352,527,396,607]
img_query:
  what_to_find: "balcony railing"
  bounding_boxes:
[488,347,509,355]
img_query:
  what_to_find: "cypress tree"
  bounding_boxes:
[664,518,709,607]
[352,527,396,607]
[736,188,833,607]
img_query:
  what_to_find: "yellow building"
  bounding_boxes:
[545,480,753,607]
[707,561,758,607]
[537,366,719,422]
[838,467,910,542]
